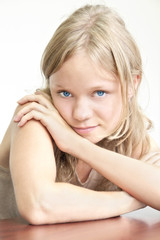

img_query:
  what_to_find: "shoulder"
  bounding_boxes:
[12,104,50,136]
[11,104,54,151]
[10,105,56,177]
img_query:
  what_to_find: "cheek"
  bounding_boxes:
[60,108,71,121]
[99,96,122,123]
[53,99,72,121]
[110,99,123,125]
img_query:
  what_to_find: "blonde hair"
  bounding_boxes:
[41,4,152,181]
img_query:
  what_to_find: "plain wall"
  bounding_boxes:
[0,0,160,145]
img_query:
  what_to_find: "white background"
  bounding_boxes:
[0,0,160,146]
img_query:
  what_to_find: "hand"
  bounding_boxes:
[14,91,82,154]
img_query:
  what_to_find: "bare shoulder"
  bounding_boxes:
[10,105,56,181]
[12,104,54,150]
[0,103,55,169]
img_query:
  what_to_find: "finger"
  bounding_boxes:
[14,102,47,122]
[17,94,37,104]
[35,89,52,101]
[34,91,54,108]
[17,110,43,127]
[17,94,54,110]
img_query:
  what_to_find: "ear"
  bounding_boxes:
[134,75,140,90]
[128,75,140,100]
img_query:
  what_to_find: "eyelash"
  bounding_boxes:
[58,90,107,98]
[94,90,106,97]
[59,91,72,97]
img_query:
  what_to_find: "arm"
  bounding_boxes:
[14,93,160,211]
[10,115,144,225]
[73,138,160,210]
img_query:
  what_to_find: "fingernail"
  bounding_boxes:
[14,116,19,121]
[17,122,21,126]
[17,99,23,104]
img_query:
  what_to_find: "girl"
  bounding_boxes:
[0,4,160,224]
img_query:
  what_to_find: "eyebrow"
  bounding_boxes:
[52,83,66,88]
[50,74,118,90]
[51,82,117,92]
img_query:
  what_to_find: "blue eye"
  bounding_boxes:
[95,91,106,96]
[60,91,71,97]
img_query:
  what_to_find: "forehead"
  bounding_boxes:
[50,52,119,87]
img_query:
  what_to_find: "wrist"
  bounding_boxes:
[72,137,95,162]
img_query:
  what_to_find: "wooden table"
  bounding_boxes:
[0,207,160,240]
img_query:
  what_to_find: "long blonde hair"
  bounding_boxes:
[41,4,152,181]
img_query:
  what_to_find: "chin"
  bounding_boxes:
[85,135,106,144]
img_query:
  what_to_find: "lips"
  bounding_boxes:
[72,126,98,134]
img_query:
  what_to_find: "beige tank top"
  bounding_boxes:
[70,168,121,191]
[0,166,20,219]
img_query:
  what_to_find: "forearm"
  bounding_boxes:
[27,182,144,225]
[75,139,160,209]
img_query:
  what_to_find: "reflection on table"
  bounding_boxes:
[0,206,160,240]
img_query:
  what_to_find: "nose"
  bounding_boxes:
[72,98,93,121]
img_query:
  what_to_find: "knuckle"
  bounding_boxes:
[30,109,36,116]
[30,102,36,108]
